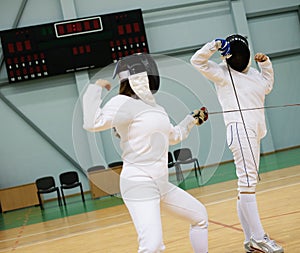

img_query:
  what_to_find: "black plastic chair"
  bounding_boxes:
[173,148,202,184]
[87,165,106,173]
[168,152,175,168]
[59,171,85,205]
[35,176,62,210]
[108,161,123,168]
[168,151,184,183]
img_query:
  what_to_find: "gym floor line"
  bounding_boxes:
[1,146,299,232]
[0,165,299,252]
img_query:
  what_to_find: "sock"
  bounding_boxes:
[189,225,208,253]
[237,194,252,242]
[239,193,265,241]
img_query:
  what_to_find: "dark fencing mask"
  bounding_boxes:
[113,53,160,94]
[226,34,250,72]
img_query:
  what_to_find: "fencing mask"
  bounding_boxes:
[226,34,250,72]
[113,53,160,94]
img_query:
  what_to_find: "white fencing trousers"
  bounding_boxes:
[226,122,260,192]
[120,169,208,253]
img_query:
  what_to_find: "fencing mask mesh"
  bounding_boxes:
[226,34,250,72]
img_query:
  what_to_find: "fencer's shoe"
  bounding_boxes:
[244,242,260,253]
[250,234,284,253]
[244,241,254,252]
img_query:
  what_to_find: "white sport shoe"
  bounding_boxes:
[250,234,284,253]
[244,241,255,253]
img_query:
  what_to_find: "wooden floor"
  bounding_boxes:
[0,165,299,253]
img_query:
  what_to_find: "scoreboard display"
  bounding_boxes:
[0,9,149,83]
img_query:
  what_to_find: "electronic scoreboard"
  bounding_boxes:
[0,9,149,83]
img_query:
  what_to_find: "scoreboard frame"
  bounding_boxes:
[0,9,149,83]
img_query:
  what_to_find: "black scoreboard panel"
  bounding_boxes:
[0,9,149,83]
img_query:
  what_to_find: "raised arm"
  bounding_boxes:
[190,40,227,85]
[255,53,274,94]
[82,80,116,132]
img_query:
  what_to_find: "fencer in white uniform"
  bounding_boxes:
[190,35,284,253]
[83,53,209,253]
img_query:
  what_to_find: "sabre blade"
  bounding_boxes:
[209,103,300,115]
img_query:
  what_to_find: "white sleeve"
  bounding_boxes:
[190,40,227,85]
[258,58,274,95]
[169,115,195,145]
[82,84,115,132]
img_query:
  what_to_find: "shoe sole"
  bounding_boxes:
[250,246,265,253]
[251,245,284,253]
[248,249,262,253]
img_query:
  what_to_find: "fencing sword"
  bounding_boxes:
[208,103,300,115]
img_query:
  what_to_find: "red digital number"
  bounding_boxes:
[76,22,82,32]
[125,24,132,34]
[83,21,91,31]
[133,23,140,32]
[8,43,15,53]
[93,19,100,29]
[57,25,65,35]
[24,40,32,50]
[16,42,23,52]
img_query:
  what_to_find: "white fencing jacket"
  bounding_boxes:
[82,83,195,179]
[190,40,274,139]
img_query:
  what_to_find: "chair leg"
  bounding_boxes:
[60,188,66,206]
[55,189,61,206]
[175,164,179,182]
[175,164,184,183]
[196,160,202,177]
[37,192,44,210]
[195,160,202,185]
[79,184,85,203]
[193,161,199,184]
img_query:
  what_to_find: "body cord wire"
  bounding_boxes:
[226,62,261,182]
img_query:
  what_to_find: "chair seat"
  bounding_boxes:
[108,161,123,168]
[38,187,59,194]
[87,165,106,173]
[61,182,81,189]
[175,158,197,165]
[168,162,175,168]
